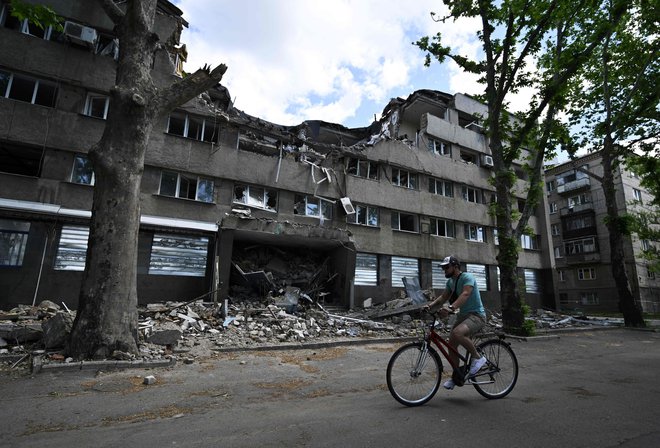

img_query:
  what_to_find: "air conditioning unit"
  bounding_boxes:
[64,21,98,47]
[340,197,356,215]
[482,155,494,168]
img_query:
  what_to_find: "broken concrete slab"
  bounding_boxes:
[146,321,182,346]
[41,312,75,349]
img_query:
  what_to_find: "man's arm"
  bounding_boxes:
[450,285,473,310]
[426,289,450,309]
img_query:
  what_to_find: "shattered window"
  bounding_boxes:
[159,171,214,203]
[3,72,57,107]
[428,138,450,156]
[83,93,109,119]
[355,253,378,286]
[347,158,378,180]
[187,116,204,140]
[234,184,277,212]
[0,220,30,267]
[167,112,187,137]
[392,169,417,189]
[294,195,332,220]
[0,141,43,176]
[71,154,95,185]
[347,204,379,227]
[149,234,209,277]
[54,226,89,271]
[464,223,486,242]
[166,111,218,143]
[391,212,418,233]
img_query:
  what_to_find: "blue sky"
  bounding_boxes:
[174,0,534,129]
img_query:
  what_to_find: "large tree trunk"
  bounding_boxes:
[601,144,646,327]
[68,0,227,359]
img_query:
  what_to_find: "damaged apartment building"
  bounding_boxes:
[0,0,557,313]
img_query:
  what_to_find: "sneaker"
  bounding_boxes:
[469,356,487,376]
[443,379,455,390]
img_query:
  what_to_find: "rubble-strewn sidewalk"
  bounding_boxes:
[0,296,628,375]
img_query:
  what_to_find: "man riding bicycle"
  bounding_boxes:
[424,255,487,390]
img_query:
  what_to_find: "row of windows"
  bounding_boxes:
[0,4,119,58]
[69,155,540,245]
[0,219,210,276]
[0,73,218,145]
[0,70,58,107]
[1,221,545,296]
[355,253,542,293]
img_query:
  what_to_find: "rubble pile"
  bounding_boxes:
[0,297,626,374]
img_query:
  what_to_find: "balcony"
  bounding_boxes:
[564,252,601,265]
[557,177,590,194]
[560,202,594,216]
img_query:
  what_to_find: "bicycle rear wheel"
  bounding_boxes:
[471,339,518,399]
[386,342,442,406]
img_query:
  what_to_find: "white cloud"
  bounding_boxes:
[173,1,533,125]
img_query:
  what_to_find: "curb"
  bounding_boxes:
[32,356,176,374]
[26,325,652,373]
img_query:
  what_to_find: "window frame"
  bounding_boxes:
[70,154,95,185]
[83,93,110,119]
[294,195,334,220]
[1,71,57,107]
[462,185,480,203]
[430,218,455,238]
[577,267,596,280]
[565,237,597,255]
[233,183,278,212]
[391,211,419,233]
[166,111,219,143]
[392,168,417,190]
[427,138,451,156]
[347,158,378,180]
[429,178,453,197]
[465,223,486,242]
[0,219,30,267]
[347,204,379,227]
[158,171,215,203]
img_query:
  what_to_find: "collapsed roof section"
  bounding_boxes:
[183,87,477,160]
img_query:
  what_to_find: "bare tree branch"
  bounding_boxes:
[156,64,228,114]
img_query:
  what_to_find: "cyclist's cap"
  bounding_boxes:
[439,256,460,267]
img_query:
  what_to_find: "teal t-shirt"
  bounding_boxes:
[446,272,486,317]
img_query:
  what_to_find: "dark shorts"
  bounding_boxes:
[452,313,486,336]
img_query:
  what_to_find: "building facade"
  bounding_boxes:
[0,0,556,312]
[545,152,660,313]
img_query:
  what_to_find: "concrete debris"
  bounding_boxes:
[143,375,157,385]
[0,294,628,374]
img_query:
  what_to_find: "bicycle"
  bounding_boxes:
[386,309,518,406]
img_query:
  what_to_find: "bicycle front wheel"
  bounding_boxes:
[386,342,442,406]
[472,339,518,399]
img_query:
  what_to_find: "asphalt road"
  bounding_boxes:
[1,328,659,448]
